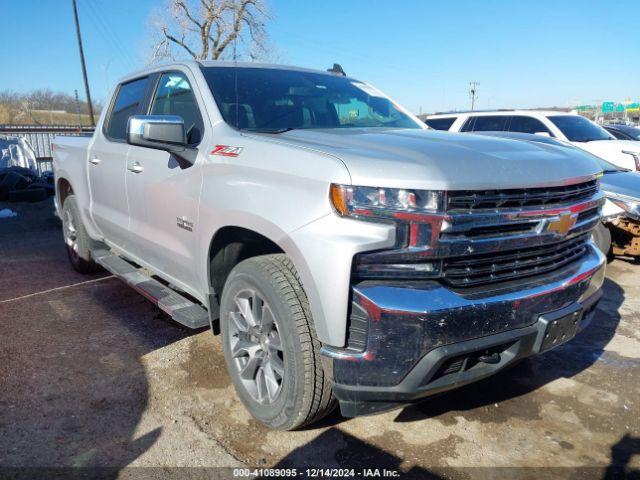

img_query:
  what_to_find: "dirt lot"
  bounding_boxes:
[1,200,638,479]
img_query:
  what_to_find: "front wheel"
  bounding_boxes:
[220,254,335,430]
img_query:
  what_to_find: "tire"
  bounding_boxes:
[592,221,612,258]
[220,254,336,430]
[61,195,100,274]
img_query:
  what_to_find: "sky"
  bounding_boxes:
[1,0,639,114]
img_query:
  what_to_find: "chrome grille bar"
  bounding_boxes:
[447,179,598,211]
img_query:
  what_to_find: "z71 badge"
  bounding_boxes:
[210,145,243,157]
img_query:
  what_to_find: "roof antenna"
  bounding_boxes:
[327,63,346,76]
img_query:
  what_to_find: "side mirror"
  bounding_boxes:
[127,115,196,166]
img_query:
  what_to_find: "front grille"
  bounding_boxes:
[577,206,600,223]
[451,222,535,239]
[442,234,590,287]
[447,180,598,211]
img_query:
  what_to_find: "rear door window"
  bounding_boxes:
[509,116,552,135]
[425,117,457,130]
[467,115,509,132]
[106,77,149,141]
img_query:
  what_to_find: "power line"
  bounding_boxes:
[82,0,137,71]
[92,1,139,69]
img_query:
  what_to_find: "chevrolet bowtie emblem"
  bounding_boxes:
[546,212,577,236]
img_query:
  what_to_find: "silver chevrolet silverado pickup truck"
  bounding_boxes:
[53,61,606,430]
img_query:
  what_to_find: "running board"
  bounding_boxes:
[93,249,209,329]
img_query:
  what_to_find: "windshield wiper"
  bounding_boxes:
[243,127,296,134]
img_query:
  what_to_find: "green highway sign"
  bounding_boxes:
[577,101,640,114]
[602,102,615,113]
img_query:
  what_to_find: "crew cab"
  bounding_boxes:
[54,62,606,430]
[426,110,640,171]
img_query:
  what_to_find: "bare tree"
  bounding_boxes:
[150,0,270,63]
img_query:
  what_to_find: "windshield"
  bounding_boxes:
[547,115,614,142]
[200,67,422,131]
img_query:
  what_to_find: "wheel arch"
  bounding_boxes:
[56,177,74,208]
[204,222,324,342]
[207,225,285,300]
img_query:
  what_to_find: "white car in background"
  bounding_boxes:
[425,110,640,171]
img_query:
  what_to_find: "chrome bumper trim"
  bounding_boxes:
[323,242,606,388]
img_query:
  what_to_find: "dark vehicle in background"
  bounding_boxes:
[604,124,640,141]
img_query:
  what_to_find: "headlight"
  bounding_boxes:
[622,150,640,171]
[330,184,444,220]
[330,184,444,279]
[605,191,640,220]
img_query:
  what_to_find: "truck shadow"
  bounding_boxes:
[0,200,204,476]
[83,284,208,467]
[394,277,624,423]
[262,428,444,479]
[0,278,202,474]
[264,430,640,479]
[604,433,640,480]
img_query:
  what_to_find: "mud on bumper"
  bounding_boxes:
[321,243,606,417]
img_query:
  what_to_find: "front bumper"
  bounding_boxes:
[321,242,606,417]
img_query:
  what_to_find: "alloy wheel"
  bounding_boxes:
[228,288,285,404]
[63,210,80,260]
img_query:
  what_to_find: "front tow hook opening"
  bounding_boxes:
[477,352,501,364]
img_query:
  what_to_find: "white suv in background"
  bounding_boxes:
[425,110,640,171]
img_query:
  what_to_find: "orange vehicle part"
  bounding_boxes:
[611,218,640,257]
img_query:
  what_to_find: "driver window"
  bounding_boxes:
[150,72,204,145]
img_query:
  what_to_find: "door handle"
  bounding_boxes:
[127,163,144,174]
[89,157,101,165]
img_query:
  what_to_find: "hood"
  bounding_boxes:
[601,170,640,200]
[268,128,602,190]
[573,139,640,171]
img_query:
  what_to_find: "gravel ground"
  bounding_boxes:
[0,200,638,480]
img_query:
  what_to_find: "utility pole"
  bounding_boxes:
[74,89,82,129]
[469,81,479,111]
[72,0,95,127]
